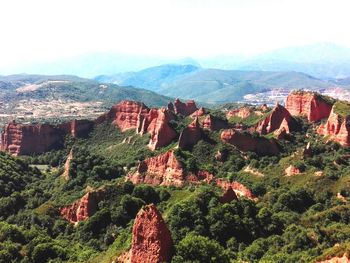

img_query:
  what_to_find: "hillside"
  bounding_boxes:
[0,74,171,126]
[96,65,337,104]
[95,64,200,91]
[0,92,350,262]
[159,69,333,103]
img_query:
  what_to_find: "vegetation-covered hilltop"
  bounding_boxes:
[0,93,350,262]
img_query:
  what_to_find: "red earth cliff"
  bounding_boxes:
[129,204,173,263]
[178,117,202,149]
[169,98,198,116]
[97,100,150,132]
[317,105,350,147]
[216,179,255,199]
[127,150,185,187]
[317,254,350,263]
[226,107,252,119]
[255,103,293,134]
[127,150,254,199]
[285,91,333,122]
[62,149,73,181]
[0,120,94,156]
[191,107,206,117]
[136,108,177,150]
[60,191,103,224]
[221,129,280,155]
[220,187,238,203]
[201,114,228,131]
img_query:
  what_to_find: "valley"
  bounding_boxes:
[0,89,350,262]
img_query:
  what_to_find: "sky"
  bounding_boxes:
[1,0,350,67]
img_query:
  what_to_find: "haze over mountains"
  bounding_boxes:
[3,42,350,79]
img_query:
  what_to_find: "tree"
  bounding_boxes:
[172,233,229,263]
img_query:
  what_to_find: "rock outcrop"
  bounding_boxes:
[191,107,206,117]
[127,151,254,199]
[216,179,255,199]
[60,191,103,224]
[226,107,252,119]
[169,98,198,116]
[127,150,185,187]
[127,150,215,187]
[145,109,177,151]
[255,103,293,134]
[178,117,202,149]
[98,100,150,132]
[285,91,333,122]
[59,119,94,138]
[317,254,350,263]
[220,187,238,203]
[317,103,350,147]
[285,165,301,176]
[221,129,280,155]
[201,115,228,131]
[129,204,173,263]
[62,149,73,181]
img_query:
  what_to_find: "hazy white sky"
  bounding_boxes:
[1,0,350,66]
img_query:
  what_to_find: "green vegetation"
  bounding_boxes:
[1,102,350,263]
[333,101,350,117]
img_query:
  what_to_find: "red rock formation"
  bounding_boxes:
[285,165,301,176]
[285,91,333,122]
[260,104,268,111]
[59,119,94,138]
[127,151,254,199]
[128,150,185,187]
[201,114,228,131]
[317,254,350,263]
[0,119,94,156]
[60,191,103,224]
[172,98,198,116]
[215,150,228,162]
[130,204,173,263]
[226,107,252,119]
[178,117,202,149]
[220,187,238,203]
[221,129,280,155]
[97,100,150,131]
[62,149,73,181]
[191,107,206,117]
[216,179,255,199]
[1,121,64,155]
[317,105,350,147]
[146,109,177,151]
[255,103,293,134]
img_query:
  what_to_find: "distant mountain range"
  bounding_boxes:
[96,65,344,104]
[3,43,350,79]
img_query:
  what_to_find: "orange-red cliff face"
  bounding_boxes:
[317,254,350,263]
[216,179,254,199]
[226,107,252,119]
[129,204,173,263]
[0,120,94,156]
[136,108,177,151]
[128,150,185,187]
[168,98,198,116]
[201,115,228,131]
[255,103,293,135]
[60,191,103,224]
[221,129,280,155]
[102,100,150,132]
[178,117,202,149]
[127,150,254,199]
[317,106,350,147]
[285,92,333,122]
